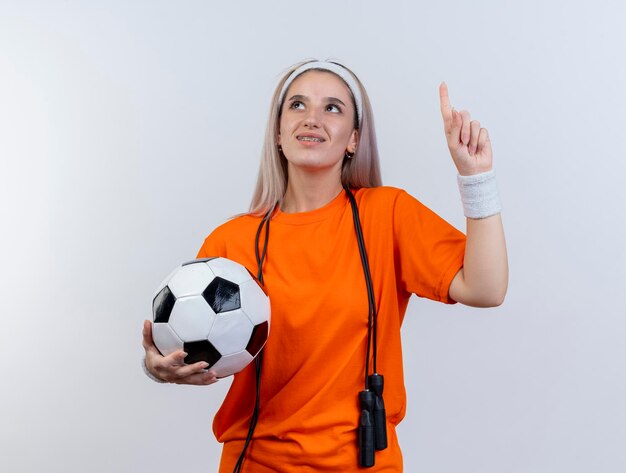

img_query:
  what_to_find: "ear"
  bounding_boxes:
[346,129,359,153]
[277,133,281,146]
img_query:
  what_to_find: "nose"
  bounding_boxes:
[303,108,321,128]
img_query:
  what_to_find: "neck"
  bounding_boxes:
[281,167,343,213]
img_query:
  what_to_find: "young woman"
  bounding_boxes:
[142,59,508,472]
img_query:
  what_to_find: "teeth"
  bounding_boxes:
[298,136,323,142]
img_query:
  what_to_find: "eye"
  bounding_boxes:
[326,104,341,113]
[289,100,305,110]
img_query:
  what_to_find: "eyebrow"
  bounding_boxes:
[287,94,347,107]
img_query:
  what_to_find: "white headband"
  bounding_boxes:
[278,61,363,125]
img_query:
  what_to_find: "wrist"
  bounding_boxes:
[457,169,502,219]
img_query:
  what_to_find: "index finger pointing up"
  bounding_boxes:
[439,81,452,131]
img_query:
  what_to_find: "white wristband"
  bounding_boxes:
[142,357,168,383]
[457,170,502,219]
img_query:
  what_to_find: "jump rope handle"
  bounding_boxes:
[358,391,376,467]
[368,373,388,451]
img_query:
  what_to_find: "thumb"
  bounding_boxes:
[142,320,157,352]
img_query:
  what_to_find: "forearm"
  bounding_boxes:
[449,213,508,307]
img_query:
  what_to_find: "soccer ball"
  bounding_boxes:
[152,257,270,378]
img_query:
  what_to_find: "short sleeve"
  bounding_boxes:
[393,190,466,303]
[196,227,228,259]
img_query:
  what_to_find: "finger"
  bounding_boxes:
[460,110,471,145]
[142,320,160,353]
[164,350,188,366]
[477,127,491,154]
[169,363,215,383]
[439,82,452,131]
[153,350,186,372]
[469,120,481,155]
[142,320,152,342]
[172,370,219,386]
[152,352,191,381]
[171,361,211,379]
[449,108,462,144]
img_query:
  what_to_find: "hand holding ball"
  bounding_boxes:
[151,257,270,379]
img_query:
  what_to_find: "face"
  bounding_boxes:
[277,70,358,175]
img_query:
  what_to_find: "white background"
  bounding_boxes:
[1,1,625,472]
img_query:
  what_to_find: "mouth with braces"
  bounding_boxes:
[297,136,325,142]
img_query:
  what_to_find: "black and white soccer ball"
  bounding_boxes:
[152,257,270,378]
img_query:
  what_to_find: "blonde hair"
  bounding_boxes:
[248,60,382,215]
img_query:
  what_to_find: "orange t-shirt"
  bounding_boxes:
[197,186,466,472]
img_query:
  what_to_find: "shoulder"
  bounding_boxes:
[355,185,403,205]
[354,186,425,213]
[198,213,263,258]
[209,213,262,238]
[356,185,406,199]
[354,186,457,232]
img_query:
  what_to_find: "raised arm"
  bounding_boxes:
[439,82,508,307]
